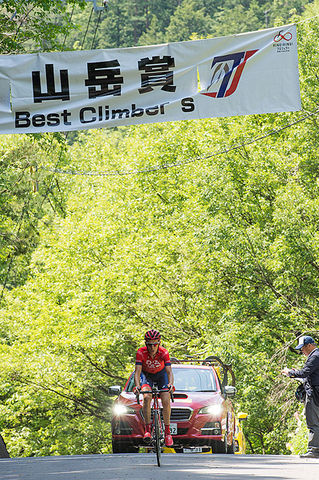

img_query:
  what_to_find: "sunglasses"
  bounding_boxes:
[146,342,159,347]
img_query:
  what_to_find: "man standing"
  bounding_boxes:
[134,329,174,447]
[282,335,319,458]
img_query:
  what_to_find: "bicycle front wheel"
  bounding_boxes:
[154,410,161,467]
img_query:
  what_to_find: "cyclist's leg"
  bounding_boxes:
[157,369,170,424]
[140,372,153,438]
[160,391,171,425]
[157,370,173,447]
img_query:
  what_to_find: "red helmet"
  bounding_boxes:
[144,329,161,342]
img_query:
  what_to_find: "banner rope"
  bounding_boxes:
[40,107,319,178]
[295,13,319,25]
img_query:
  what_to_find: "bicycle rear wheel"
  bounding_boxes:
[154,410,161,467]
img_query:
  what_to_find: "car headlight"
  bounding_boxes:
[198,404,222,415]
[113,404,136,416]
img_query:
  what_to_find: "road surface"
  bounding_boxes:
[0,454,318,480]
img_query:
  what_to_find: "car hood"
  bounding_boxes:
[117,391,224,409]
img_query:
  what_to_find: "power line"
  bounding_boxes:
[91,9,102,49]
[40,107,319,178]
[82,6,94,49]
[296,13,319,25]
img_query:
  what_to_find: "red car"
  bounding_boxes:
[109,357,237,454]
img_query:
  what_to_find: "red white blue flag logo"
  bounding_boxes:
[201,50,257,98]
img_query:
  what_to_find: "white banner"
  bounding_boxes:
[0,25,301,135]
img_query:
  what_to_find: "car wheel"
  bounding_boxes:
[112,441,139,454]
[226,437,235,454]
[212,434,227,454]
[174,447,183,453]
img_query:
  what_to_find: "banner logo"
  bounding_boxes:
[201,50,257,98]
[274,30,292,43]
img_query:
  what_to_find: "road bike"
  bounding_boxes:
[136,386,174,467]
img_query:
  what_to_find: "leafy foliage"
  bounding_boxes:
[0,1,87,54]
[0,134,71,297]
[63,0,311,50]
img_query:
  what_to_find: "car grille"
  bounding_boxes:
[170,408,192,421]
[146,407,192,422]
[145,407,193,422]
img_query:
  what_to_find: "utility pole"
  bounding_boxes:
[84,0,108,12]
[264,9,271,28]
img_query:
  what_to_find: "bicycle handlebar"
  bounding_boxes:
[135,388,174,404]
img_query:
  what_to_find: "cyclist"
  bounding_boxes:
[133,329,174,447]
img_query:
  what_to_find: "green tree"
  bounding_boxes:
[0,134,70,298]
[165,0,212,42]
[0,0,86,54]
[210,1,263,36]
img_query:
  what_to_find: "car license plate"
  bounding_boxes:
[170,423,177,435]
[183,447,203,453]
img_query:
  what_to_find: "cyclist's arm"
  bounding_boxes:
[165,364,174,386]
[134,364,142,389]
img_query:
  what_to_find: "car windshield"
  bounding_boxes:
[173,367,217,392]
[125,367,217,392]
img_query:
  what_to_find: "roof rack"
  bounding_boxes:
[171,355,236,387]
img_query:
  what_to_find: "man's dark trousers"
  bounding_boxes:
[305,395,319,453]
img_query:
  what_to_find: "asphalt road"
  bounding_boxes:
[0,454,318,480]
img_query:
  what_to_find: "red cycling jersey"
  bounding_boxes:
[135,346,171,374]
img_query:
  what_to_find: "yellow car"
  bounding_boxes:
[164,412,248,455]
[234,412,248,454]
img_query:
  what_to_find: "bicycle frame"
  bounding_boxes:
[152,389,164,466]
[136,386,173,467]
